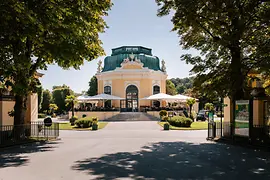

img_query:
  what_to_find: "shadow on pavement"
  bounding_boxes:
[72,141,270,180]
[0,141,60,168]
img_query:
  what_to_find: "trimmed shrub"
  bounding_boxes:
[162,116,169,121]
[70,116,78,125]
[38,113,46,118]
[82,114,87,118]
[159,110,168,117]
[167,116,193,128]
[75,117,93,128]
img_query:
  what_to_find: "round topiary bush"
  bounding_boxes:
[75,117,93,128]
[82,114,87,118]
[159,110,168,117]
[167,116,193,128]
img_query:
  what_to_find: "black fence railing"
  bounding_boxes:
[0,122,59,147]
[207,122,270,146]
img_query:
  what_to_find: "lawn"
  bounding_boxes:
[158,121,208,130]
[59,122,108,131]
[158,121,249,130]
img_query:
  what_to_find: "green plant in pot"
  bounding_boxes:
[164,122,170,130]
[159,110,168,120]
[162,116,170,130]
[92,117,98,130]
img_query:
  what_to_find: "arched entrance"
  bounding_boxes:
[125,85,139,112]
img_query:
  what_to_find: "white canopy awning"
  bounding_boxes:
[88,93,125,101]
[141,93,180,101]
[77,95,93,102]
[174,94,199,102]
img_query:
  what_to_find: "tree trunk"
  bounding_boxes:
[71,101,74,118]
[13,94,28,140]
[230,46,245,101]
[189,105,192,118]
[14,95,27,125]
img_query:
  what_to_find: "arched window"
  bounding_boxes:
[104,86,111,95]
[153,85,160,95]
[104,86,111,108]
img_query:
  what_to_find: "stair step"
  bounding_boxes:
[103,112,160,122]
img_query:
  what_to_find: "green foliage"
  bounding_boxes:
[49,104,58,111]
[70,116,78,124]
[167,116,193,127]
[49,104,58,115]
[0,0,112,125]
[186,98,196,119]
[159,110,168,117]
[65,95,77,118]
[41,89,52,111]
[186,98,196,107]
[75,117,93,128]
[166,80,177,95]
[92,117,98,125]
[171,77,194,94]
[82,114,87,118]
[38,113,46,118]
[156,0,270,100]
[162,116,169,121]
[204,103,215,111]
[87,76,98,96]
[65,95,77,106]
[52,85,74,113]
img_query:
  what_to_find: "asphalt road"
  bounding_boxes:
[1,121,270,180]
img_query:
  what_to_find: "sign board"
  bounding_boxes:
[208,112,214,121]
[44,117,52,127]
[235,100,249,122]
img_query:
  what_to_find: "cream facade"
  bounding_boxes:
[96,46,167,112]
[0,72,43,126]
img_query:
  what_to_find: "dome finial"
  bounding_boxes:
[97,60,103,73]
[161,59,166,73]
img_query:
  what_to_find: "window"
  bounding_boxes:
[104,86,111,108]
[104,86,111,95]
[153,85,160,95]
[153,85,160,107]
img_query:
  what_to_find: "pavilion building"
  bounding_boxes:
[96,46,167,112]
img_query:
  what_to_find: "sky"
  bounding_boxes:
[40,0,200,93]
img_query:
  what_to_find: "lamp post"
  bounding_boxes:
[219,97,223,136]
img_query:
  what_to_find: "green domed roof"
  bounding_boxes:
[102,46,162,72]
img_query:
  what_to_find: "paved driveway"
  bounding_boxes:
[1,122,270,180]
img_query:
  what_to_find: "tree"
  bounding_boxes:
[87,76,98,96]
[0,1,112,126]
[205,103,215,111]
[186,98,196,119]
[41,89,51,112]
[65,95,78,119]
[166,80,177,95]
[52,85,74,113]
[156,0,270,101]
[37,86,43,112]
[49,104,58,115]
